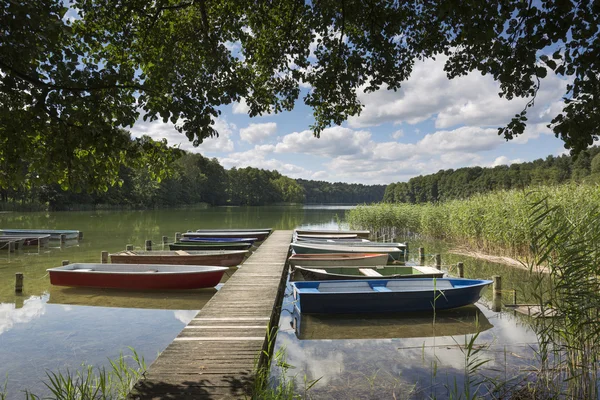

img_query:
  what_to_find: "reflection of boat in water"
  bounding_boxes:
[291,305,493,340]
[47,285,217,310]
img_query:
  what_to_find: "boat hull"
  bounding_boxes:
[180,237,257,244]
[0,229,79,240]
[109,250,249,267]
[291,243,405,263]
[47,264,227,290]
[295,229,370,238]
[292,278,492,314]
[294,266,444,281]
[183,231,270,241]
[170,242,252,251]
[288,253,389,267]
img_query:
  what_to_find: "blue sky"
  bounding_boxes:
[130,54,571,185]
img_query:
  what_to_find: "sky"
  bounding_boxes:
[130,54,571,186]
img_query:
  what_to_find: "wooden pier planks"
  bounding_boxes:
[129,230,293,400]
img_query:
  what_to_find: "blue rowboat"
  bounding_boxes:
[291,278,492,314]
[0,229,80,240]
[180,237,258,244]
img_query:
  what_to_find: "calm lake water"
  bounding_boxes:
[0,206,542,398]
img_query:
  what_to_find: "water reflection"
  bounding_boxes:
[291,305,493,340]
[47,286,217,310]
[0,295,47,335]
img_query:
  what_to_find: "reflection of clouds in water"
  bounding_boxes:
[276,305,542,397]
[173,310,197,324]
[0,296,47,335]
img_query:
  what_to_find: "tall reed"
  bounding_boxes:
[348,183,600,259]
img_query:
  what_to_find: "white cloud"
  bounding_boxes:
[275,126,374,158]
[232,98,250,114]
[239,122,277,144]
[131,117,235,153]
[218,145,312,178]
[391,129,404,139]
[491,156,523,167]
[348,55,569,131]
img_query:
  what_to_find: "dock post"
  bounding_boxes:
[513,289,517,305]
[435,254,441,270]
[101,251,109,264]
[62,260,69,266]
[145,240,152,251]
[419,247,425,265]
[15,273,23,293]
[162,236,168,248]
[175,232,181,243]
[78,231,84,240]
[457,262,464,277]
[60,234,66,244]
[8,241,15,253]
[403,242,409,262]
[492,275,502,312]
[37,239,41,254]
[126,244,134,251]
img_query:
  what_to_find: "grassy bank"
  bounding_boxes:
[348,183,600,259]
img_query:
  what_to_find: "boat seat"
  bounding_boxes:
[372,286,392,292]
[317,282,373,292]
[358,268,382,277]
[298,288,320,293]
[386,280,454,291]
[307,268,328,274]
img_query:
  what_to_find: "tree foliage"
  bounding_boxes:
[2,0,599,190]
[384,146,600,205]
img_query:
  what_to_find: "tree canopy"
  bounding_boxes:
[2,0,599,190]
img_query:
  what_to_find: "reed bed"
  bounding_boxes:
[348,183,600,259]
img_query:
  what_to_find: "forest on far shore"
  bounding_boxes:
[2,146,599,211]
[383,146,600,204]
[0,150,386,210]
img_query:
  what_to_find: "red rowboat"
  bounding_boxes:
[47,263,228,290]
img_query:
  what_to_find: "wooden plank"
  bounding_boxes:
[359,268,382,277]
[130,230,292,399]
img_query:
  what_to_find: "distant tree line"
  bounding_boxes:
[383,147,600,204]
[0,150,385,210]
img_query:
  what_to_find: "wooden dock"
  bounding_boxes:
[129,230,293,400]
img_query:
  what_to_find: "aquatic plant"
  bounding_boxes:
[250,327,320,400]
[21,348,146,400]
[348,183,600,260]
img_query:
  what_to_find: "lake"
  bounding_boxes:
[0,206,541,398]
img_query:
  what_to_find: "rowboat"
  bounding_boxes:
[291,278,493,313]
[195,228,272,233]
[170,242,252,251]
[180,237,258,244]
[295,229,370,238]
[0,229,80,240]
[47,263,228,290]
[288,253,389,267]
[293,265,444,281]
[303,240,407,248]
[183,231,270,241]
[291,304,493,340]
[290,242,405,263]
[296,233,359,240]
[109,250,249,267]
[294,237,370,243]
